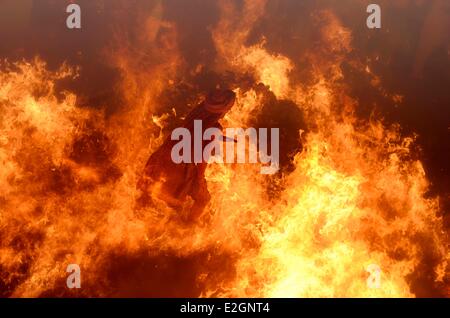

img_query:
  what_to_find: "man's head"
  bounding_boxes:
[203,89,236,116]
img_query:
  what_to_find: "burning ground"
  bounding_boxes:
[0,0,449,297]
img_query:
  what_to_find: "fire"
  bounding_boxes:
[0,1,448,298]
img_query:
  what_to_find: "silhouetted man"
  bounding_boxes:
[137,89,236,221]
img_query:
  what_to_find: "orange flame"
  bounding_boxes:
[0,2,448,298]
